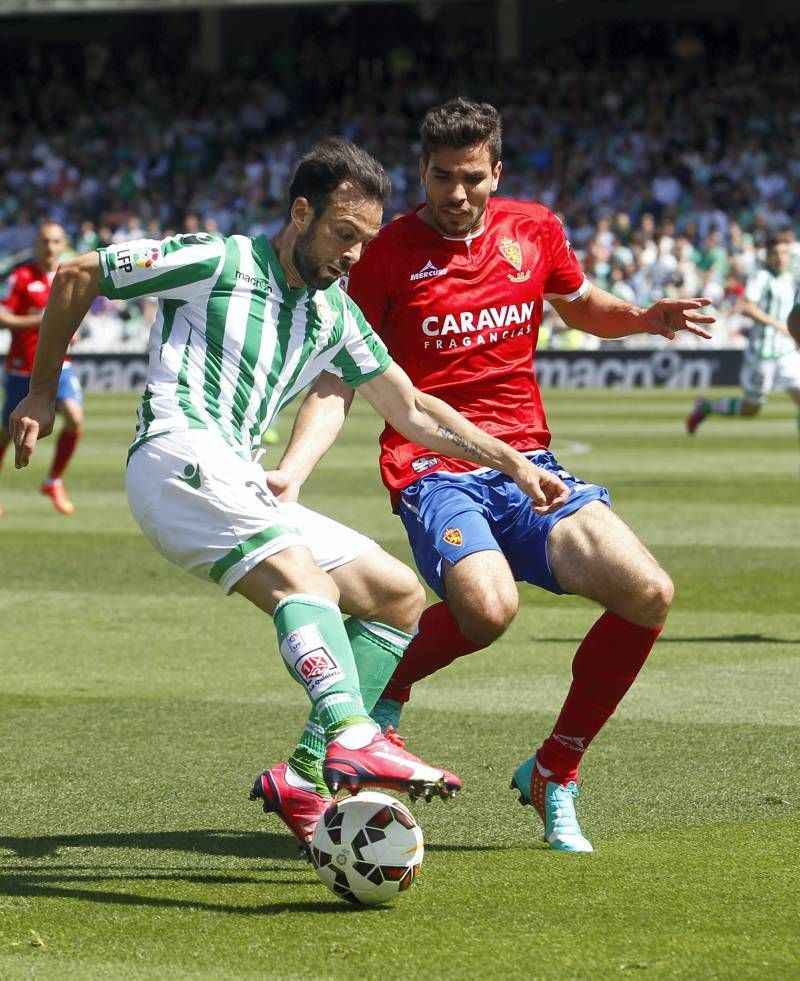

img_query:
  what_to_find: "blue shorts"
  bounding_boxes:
[398,451,611,598]
[2,365,82,428]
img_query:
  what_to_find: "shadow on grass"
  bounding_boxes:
[533,633,795,645]
[0,871,367,915]
[0,829,384,915]
[0,828,295,861]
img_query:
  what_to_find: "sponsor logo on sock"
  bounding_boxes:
[553,734,586,752]
[280,624,345,697]
[298,652,337,682]
[177,463,201,489]
[442,527,463,546]
[285,629,304,654]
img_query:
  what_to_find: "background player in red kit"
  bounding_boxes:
[269,99,714,853]
[0,221,83,514]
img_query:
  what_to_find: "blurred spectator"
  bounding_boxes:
[1,21,799,351]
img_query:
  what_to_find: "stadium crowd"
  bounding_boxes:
[1,24,799,351]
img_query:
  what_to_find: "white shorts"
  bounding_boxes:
[740,349,800,404]
[126,429,377,594]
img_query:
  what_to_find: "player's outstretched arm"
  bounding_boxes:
[358,364,570,514]
[266,371,356,501]
[551,283,715,341]
[10,252,101,469]
[740,299,795,338]
[0,308,43,331]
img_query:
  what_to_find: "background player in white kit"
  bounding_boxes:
[9,138,569,853]
[687,234,800,437]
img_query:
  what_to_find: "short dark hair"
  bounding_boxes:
[420,97,502,165]
[288,138,391,219]
[765,233,790,251]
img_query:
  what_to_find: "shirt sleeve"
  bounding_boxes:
[543,212,590,302]
[1,270,22,312]
[329,295,393,387]
[97,233,226,301]
[343,238,390,335]
[744,270,766,305]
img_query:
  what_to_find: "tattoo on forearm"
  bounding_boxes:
[436,424,482,460]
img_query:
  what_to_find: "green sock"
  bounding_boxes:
[288,719,328,795]
[288,618,411,791]
[346,618,411,712]
[710,396,742,416]
[274,594,370,739]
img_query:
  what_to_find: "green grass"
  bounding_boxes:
[1,388,798,979]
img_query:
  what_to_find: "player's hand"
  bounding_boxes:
[264,468,301,502]
[643,297,715,340]
[514,461,571,515]
[9,394,56,468]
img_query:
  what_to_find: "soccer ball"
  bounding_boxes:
[310,791,424,905]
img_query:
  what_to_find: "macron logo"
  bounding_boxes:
[410,260,447,282]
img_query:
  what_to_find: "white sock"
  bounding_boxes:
[332,721,379,749]
[284,764,317,792]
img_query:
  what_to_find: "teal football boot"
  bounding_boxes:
[511,755,593,853]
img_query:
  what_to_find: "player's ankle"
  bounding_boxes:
[327,718,378,748]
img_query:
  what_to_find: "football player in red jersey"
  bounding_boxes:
[0,222,83,514]
[267,99,714,852]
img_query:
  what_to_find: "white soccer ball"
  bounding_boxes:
[310,791,424,905]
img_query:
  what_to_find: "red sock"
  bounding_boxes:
[49,428,81,480]
[382,601,484,704]
[0,441,7,469]
[536,611,662,782]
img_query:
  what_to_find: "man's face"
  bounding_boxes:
[419,142,501,238]
[292,183,383,290]
[36,224,67,270]
[766,242,791,274]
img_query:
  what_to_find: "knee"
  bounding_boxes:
[456,589,519,646]
[392,572,426,633]
[637,569,674,626]
[370,567,426,634]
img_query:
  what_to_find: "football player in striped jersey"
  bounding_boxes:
[10,137,569,853]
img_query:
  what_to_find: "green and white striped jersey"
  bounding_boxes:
[97,233,392,457]
[744,267,798,360]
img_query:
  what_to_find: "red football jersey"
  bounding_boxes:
[1,262,54,374]
[346,198,588,504]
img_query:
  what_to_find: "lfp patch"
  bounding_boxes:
[133,245,160,268]
[442,527,463,546]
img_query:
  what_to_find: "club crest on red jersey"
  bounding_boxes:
[499,237,531,283]
[442,527,463,546]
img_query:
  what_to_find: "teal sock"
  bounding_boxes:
[274,594,370,739]
[288,618,411,786]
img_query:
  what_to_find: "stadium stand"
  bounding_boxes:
[1,11,799,352]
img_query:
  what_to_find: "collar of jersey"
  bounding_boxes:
[253,235,312,302]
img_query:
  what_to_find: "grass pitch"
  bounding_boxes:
[1,388,798,980]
